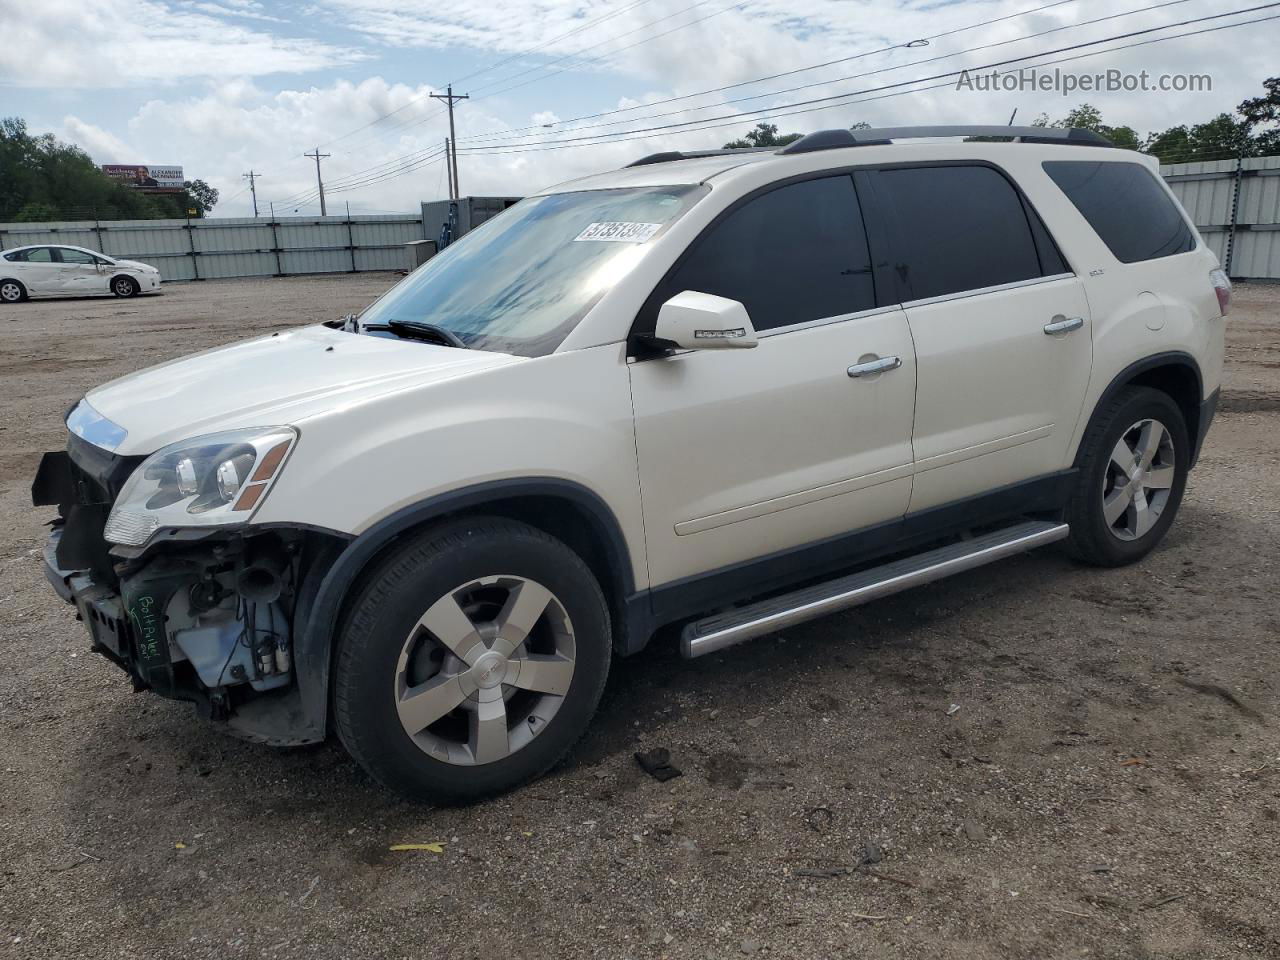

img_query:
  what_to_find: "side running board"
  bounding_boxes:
[680,520,1068,658]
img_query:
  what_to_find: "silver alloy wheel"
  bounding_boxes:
[0,281,21,302]
[113,277,134,296]
[393,575,576,765]
[1102,417,1176,541]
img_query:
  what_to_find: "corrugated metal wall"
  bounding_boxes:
[1161,155,1280,280]
[0,214,425,282]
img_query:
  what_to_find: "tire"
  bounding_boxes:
[111,275,138,298]
[1064,386,1190,567]
[333,517,611,804]
[0,279,26,304]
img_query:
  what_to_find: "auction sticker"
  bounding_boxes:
[573,221,662,243]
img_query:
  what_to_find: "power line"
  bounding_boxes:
[241,170,262,217]
[308,0,1095,196]
[456,3,1280,156]
[457,0,1189,149]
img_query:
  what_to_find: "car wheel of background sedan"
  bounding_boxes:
[0,279,26,304]
[333,517,611,804]
[111,276,138,298]
[1064,385,1189,567]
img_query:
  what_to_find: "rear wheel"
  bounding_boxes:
[333,517,611,804]
[111,275,138,298]
[1065,386,1190,566]
[0,279,26,304]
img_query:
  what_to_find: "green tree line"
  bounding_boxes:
[0,117,218,222]
[725,77,1280,164]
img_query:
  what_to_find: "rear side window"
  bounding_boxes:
[662,175,876,331]
[1043,160,1195,263]
[872,165,1047,301]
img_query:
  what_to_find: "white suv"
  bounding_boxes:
[33,126,1227,803]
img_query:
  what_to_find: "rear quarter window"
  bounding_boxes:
[1042,160,1196,263]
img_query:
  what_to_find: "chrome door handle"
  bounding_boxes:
[1043,315,1084,335]
[847,356,902,378]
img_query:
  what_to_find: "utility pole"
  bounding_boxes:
[242,170,262,217]
[444,138,455,200]
[304,148,331,216]
[431,84,468,200]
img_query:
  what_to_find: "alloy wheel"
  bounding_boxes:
[1102,418,1176,541]
[114,278,134,296]
[393,575,576,765]
[0,282,21,302]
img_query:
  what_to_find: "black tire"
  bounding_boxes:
[333,517,611,804]
[111,275,138,298]
[1064,386,1190,567]
[0,279,26,304]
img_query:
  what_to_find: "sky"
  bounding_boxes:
[0,0,1275,218]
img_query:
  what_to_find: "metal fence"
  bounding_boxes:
[1161,155,1280,280]
[0,214,426,282]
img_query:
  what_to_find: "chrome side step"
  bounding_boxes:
[680,520,1068,658]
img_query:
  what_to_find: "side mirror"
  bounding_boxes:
[653,291,758,350]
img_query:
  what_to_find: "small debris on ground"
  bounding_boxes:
[634,747,683,782]
[389,842,446,853]
[946,703,961,716]
[745,716,765,728]
[963,818,987,842]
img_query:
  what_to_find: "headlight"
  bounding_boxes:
[104,427,297,546]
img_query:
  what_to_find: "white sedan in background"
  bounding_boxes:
[0,245,162,303]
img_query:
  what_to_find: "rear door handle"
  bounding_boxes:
[847,356,902,378]
[1043,315,1084,335]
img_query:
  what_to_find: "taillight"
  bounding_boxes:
[1210,268,1231,317]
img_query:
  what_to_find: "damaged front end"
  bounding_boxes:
[33,431,340,745]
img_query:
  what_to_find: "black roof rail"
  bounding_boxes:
[626,147,772,167]
[778,125,1112,155]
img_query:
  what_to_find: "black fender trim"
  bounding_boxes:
[291,478,637,741]
[1076,351,1205,466]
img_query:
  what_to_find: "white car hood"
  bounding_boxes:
[112,259,155,271]
[84,324,522,454]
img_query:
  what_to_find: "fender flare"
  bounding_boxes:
[290,478,637,742]
[1074,350,1205,466]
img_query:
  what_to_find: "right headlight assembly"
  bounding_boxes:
[104,427,297,547]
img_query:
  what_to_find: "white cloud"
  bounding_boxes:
[60,116,135,163]
[0,0,366,88]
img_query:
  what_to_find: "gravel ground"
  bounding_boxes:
[1,274,1277,960]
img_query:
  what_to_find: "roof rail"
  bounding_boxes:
[626,147,772,167]
[777,125,1112,155]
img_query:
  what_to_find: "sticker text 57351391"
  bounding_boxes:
[573,221,663,243]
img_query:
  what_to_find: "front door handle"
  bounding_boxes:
[847,355,902,378]
[1043,315,1085,335]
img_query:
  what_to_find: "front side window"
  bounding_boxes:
[1043,160,1196,263]
[356,185,706,357]
[873,165,1046,301]
[25,248,54,263]
[660,175,876,332]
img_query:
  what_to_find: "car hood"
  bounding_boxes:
[84,324,523,454]
[112,259,157,272]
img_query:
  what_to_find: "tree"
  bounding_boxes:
[723,122,802,149]
[182,179,219,216]
[1238,76,1280,125]
[1051,104,1140,150]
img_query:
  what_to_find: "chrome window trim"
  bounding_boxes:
[755,303,902,339]
[901,272,1075,310]
[66,399,128,452]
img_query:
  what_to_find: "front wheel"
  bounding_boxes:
[1064,386,1190,566]
[111,276,138,298]
[333,517,611,803]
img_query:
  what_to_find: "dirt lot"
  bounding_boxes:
[1,274,1277,960]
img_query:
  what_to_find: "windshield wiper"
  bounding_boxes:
[368,319,468,349]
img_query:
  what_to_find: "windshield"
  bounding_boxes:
[357,184,706,356]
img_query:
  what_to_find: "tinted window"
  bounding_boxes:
[25,248,54,263]
[663,175,875,331]
[874,165,1045,300]
[1043,160,1195,263]
[59,248,98,264]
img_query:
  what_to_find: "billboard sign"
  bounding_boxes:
[101,164,185,189]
